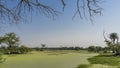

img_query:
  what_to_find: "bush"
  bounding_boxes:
[77,64,89,68]
[88,46,103,52]
[7,46,19,54]
[3,45,32,54]
[19,46,32,54]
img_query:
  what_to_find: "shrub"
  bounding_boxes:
[77,64,89,68]
[19,46,32,54]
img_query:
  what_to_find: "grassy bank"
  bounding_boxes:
[77,53,120,68]
[88,53,120,66]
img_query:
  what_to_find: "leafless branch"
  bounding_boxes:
[72,0,103,22]
[61,0,66,11]
[0,0,58,24]
[0,0,103,25]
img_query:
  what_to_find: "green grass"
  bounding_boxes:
[88,53,120,66]
[0,50,97,68]
[77,53,119,68]
[77,64,89,68]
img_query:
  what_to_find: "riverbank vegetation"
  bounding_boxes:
[1,32,120,68]
[77,32,120,68]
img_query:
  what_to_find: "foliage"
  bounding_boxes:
[74,47,81,50]
[109,33,119,44]
[33,46,86,51]
[88,46,96,52]
[3,32,20,48]
[77,64,89,68]
[1,32,20,54]
[104,32,120,55]
[0,32,32,54]
[0,46,7,53]
[19,46,32,54]
[88,46,103,52]
[7,46,19,54]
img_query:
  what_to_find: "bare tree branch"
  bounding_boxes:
[61,0,66,11]
[73,0,102,22]
[0,0,103,25]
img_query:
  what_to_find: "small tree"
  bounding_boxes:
[95,46,102,52]
[103,32,120,55]
[40,44,46,51]
[4,32,20,47]
[19,45,32,54]
[88,46,102,52]
[74,47,80,50]
[41,44,46,48]
[3,32,20,54]
[88,46,96,52]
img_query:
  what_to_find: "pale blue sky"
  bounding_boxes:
[1,0,120,47]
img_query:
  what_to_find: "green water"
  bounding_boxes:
[0,51,97,68]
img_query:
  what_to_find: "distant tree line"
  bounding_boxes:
[87,46,103,53]
[32,46,86,51]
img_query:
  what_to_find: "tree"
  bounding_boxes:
[3,32,20,54]
[88,46,103,52]
[103,32,120,55]
[74,46,80,50]
[41,44,46,48]
[4,32,20,48]
[0,32,32,54]
[88,46,96,52]
[0,0,102,25]
[109,33,119,44]
[19,45,32,54]
[0,37,6,44]
[109,33,119,53]
[41,44,46,51]
[95,46,102,52]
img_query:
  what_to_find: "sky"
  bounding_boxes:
[1,0,120,47]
